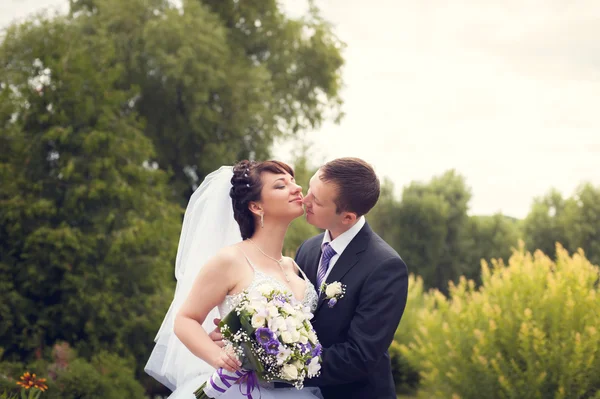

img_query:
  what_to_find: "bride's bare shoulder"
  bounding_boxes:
[207,245,246,270]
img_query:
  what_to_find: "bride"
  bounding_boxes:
[145,160,322,399]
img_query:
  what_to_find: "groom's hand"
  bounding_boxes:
[209,318,224,347]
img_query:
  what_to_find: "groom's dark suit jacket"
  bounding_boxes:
[295,222,408,399]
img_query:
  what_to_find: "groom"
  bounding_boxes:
[293,157,408,399]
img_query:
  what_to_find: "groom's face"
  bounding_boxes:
[303,169,343,230]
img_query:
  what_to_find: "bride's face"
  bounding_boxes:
[255,171,304,221]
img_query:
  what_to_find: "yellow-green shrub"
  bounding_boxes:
[390,274,435,393]
[401,243,600,399]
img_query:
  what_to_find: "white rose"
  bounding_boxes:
[285,317,297,331]
[294,315,305,326]
[308,330,318,344]
[291,330,301,342]
[276,346,292,365]
[251,314,266,329]
[307,357,321,377]
[257,283,274,295]
[298,334,308,344]
[248,303,267,317]
[293,360,305,374]
[295,316,306,328]
[281,364,298,381]
[267,304,279,318]
[248,290,267,302]
[272,316,287,332]
[281,331,294,343]
[283,303,296,315]
[325,282,342,298]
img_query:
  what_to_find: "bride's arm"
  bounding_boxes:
[174,249,242,373]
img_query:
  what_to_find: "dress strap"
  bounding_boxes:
[236,246,256,272]
[291,259,310,282]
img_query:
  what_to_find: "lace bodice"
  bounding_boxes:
[218,255,318,317]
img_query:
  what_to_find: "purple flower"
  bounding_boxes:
[327,298,338,308]
[265,339,280,356]
[255,327,276,346]
[299,343,312,355]
[271,294,289,307]
[311,344,322,358]
[255,328,281,355]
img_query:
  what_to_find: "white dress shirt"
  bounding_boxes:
[318,216,366,284]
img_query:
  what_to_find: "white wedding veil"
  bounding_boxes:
[144,166,242,391]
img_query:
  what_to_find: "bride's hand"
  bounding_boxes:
[208,318,225,348]
[210,346,241,373]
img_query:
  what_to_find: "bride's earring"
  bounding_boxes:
[260,213,264,228]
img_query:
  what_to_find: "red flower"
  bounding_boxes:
[16,372,48,392]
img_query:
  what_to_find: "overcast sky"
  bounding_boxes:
[3,0,599,218]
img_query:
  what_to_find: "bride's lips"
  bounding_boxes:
[290,197,303,203]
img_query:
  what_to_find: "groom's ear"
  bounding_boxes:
[341,211,357,225]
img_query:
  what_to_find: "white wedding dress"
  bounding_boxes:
[167,253,323,399]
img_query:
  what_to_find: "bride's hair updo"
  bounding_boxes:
[230,160,295,240]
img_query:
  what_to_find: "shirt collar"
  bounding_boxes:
[322,216,366,255]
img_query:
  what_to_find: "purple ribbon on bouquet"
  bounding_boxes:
[209,368,260,399]
[237,370,260,399]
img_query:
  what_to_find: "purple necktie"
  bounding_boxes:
[317,242,337,288]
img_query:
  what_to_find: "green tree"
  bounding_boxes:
[284,142,320,255]
[71,0,345,204]
[464,213,522,283]
[523,184,600,266]
[395,170,472,292]
[0,14,180,385]
[563,183,600,266]
[367,177,401,247]
[522,189,569,259]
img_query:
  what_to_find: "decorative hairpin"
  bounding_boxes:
[246,184,250,187]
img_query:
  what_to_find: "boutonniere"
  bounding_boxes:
[320,281,346,308]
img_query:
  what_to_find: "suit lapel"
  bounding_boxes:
[315,223,372,313]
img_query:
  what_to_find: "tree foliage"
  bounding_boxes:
[70,0,345,204]
[0,1,345,394]
[523,184,600,266]
[0,14,181,383]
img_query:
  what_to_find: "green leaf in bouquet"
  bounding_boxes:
[218,310,242,338]
[239,310,257,337]
[239,342,265,375]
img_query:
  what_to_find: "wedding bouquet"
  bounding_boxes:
[195,283,322,399]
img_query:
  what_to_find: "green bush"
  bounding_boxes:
[0,364,20,397]
[0,360,47,397]
[0,344,145,399]
[390,274,429,394]
[389,341,420,395]
[45,351,145,399]
[401,243,600,399]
